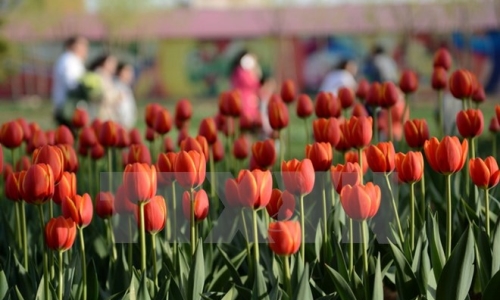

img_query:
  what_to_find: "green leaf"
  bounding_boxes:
[372,254,383,300]
[216,246,244,287]
[87,260,99,300]
[188,241,205,300]
[492,221,500,276]
[325,265,356,300]
[252,264,269,300]
[332,233,349,281]
[14,286,25,300]
[314,223,322,262]
[388,241,420,300]
[138,273,152,300]
[0,270,8,300]
[294,264,313,300]
[483,270,500,300]
[429,214,446,282]
[436,227,475,300]
[221,285,238,300]
[473,224,492,290]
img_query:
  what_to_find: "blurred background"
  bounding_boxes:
[0,0,498,111]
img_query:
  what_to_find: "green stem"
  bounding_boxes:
[485,189,490,237]
[107,147,113,192]
[299,195,305,263]
[190,189,196,256]
[78,227,87,300]
[128,217,133,270]
[209,145,216,198]
[283,255,292,297]
[87,156,93,197]
[151,233,158,290]
[372,107,379,144]
[446,174,452,259]
[171,182,177,264]
[385,174,404,242]
[361,220,369,275]
[58,250,63,300]
[388,107,393,142]
[304,118,310,145]
[252,208,260,266]
[410,182,415,251]
[139,202,147,272]
[241,209,252,268]
[470,137,476,159]
[37,205,49,300]
[279,131,285,165]
[349,218,354,275]
[15,201,22,251]
[21,201,28,271]
[322,177,328,254]
[402,94,410,124]
[106,219,117,262]
[420,173,426,219]
[49,199,54,220]
[493,134,497,158]
[287,123,291,160]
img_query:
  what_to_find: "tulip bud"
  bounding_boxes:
[395,151,424,183]
[335,122,351,153]
[366,142,395,173]
[198,117,218,145]
[403,119,429,148]
[281,159,315,196]
[153,108,172,135]
[57,144,79,172]
[5,172,24,202]
[16,118,31,142]
[366,82,382,107]
[45,217,77,251]
[174,151,206,189]
[305,142,333,171]
[90,143,105,160]
[380,81,399,108]
[175,99,193,122]
[157,152,177,186]
[145,103,162,128]
[0,121,24,149]
[53,172,76,205]
[116,127,130,149]
[128,144,152,165]
[449,69,476,100]
[280,79,296,104]
[312,118,340,147]
[15,156,31,171]
[22,164,54,205]
[251,139,276,170]
[433,47,452,70]
[96,191,115,219]
[225,90,242,117]
[266,189,295,220]
[431,67,447,90]
[268,95,289,131]
[315,92,340,118]
[340,182,381,221]
[330,162,361,194]
[351,103,368,117]
[424,136,468,175]
[129,128,143,145]
[91,119,102,137]
[356,79,370,101]
[469,157,500,189]
[72,108,89,128]
[62,193,93,228]
[98,121,118,147]
[456,109,484,138]
[180,136,209,161]
[345,150,368,174]
[28,129,48,154]
[338,87,355,109]
[54,125,74,146]
[123,163,157,203]
[296,94,313,119]
[79,127,97,148]
[233,136,249,160]
[182,189,209,222]
[268,221,301,256]
[212,139,225,162]
[489,117,500,134]
[225,169,273,209]
[32,145,65,183]
[345,116,373,149]
[471,84,486,104]
[399,70,418,94]
[139,195,167,234]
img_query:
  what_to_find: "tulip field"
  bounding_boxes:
[1,48,500,300]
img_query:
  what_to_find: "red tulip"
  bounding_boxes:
[312,118,340,147]
[456,109,484,138]
[72,108,89,128]
[53,172,76,205]
[79,127,97,148]
[449,69,476,99]
[54,125,74,146]
[395,151,424,183]
[280,79,296,104]
[174,151,206,189]
[114,184,137,214]
[225,169,273,208]
[96,191,115,219]
[338,87,355,109]
[116,127,130,149]
[145,127,156,142]
[163,136,175,153]
[180,136,209,161]
[16,118,31,142]
[3,163,13,181]
[15,156,31,171]
[251,139,276,170]
[21,164,54,205]
[399,70,418,94]
[157,152,177,186]
[139,195,167,234]
[182,189,209,221]
[345,116,373,149]
[98,121,118,147]
[123,163,157,203]
[469,157,500,189]
[198,117,218,145]
[145,103,162,128]
[345,150,368,174]
[5,171,25,202]
[266,189,295,220]
[380,82,399,108]
[32,145,64,183]
[431,67,448,90]
[366,142,395,173]
[268,221,301,256]
[45,217,76,251]
[268,96,289,130]
[153,108,172,135]
[424,136,468,174]
[175,99,193,122]
[212,139,225,162]
[62,193,93,228]
[305,142,333,171]
[91,119,102,138]
[225,90,242,117]
[315,92,341,118]
[296,94,313,118]
[335,121,351,152]
[233,136,250,160]
[404,119,429,148]
[330,162,361,194]
[340,182,381,221]
[356,79,370,100]
[128,144,152,165]
[27,129,48,153]
[471,84,486,104]
[281,159,315,196]
[57,144,78,172]
[489,117,500,133]
[366,82,382,107]
[90,143,105,160]
[351,103,368,117]
[129,128,143,145]
[0,121,23,149]
[433,47,452,70]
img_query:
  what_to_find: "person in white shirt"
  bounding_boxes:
[114,62,137,129]
[52,36,88,126]
[319,59,358,95]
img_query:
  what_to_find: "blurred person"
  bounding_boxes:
[230,50,262,126]
[364,45,399,82]
[114,62,137,129]
[87,54,120,122]
[52,36,88,126]
[319,59,358,94]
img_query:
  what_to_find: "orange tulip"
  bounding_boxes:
[366,142,395,173]
[157,152,177,186]
[251,139,276,170]
[399,70,418,94]
[312,118,340,147]
[268,221,301,256]
[338,87,355,109]
[128,144,152,165]
[174,151,206,189]
[266,189,295,220]
[233,136,249,160]
[62,193,93,228]
[395,151,424,183]
[57,144,78,172]
[268,96,289,130]
[198,117,218,145]
[53,172,76,205]
[330,162,361,194]
[145,103,162,128]
[431,67,447,90]
[356,79,370,101]
[296,94,313,119]
[45,217,77,251]
[5,171,25,202]
[433,47,452,70]
[489,116,500,133]
[54,125,74,146]
[456,109,484,138]
[305,142,333,171]
[175,99,193,123]
[404,119,429,148]
[182,189,209,221]
[98,121,118,147]
[96,191,115,219]
[22,164,54,205]
[123,163,157,203]
[449,69,476,99]
[0,121,24,149]
[281,159,315,196]
[181,136,209,161]
[345,150,368,174]
[345,116,373,149]
[424,136,468,174]
[340,182,381,221]
[315,92,341,118]
[469,157,500,189]
[72,108,89,128]
[280,79,296,104]
[139,195,167,234]
[32,145,65,183]
[153,108,172,135]
[225,169,273,209]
